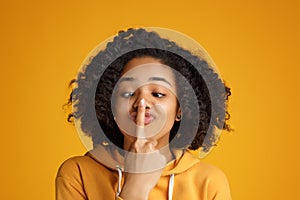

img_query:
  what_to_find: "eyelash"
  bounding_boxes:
[152,92,165,98]
[120,92,166,98]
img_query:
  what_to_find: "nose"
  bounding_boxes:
[132,90,151,110]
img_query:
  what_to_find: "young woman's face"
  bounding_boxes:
[113,57,181,150]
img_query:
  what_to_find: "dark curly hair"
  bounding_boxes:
[67,28,231,152]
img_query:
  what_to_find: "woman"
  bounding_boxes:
[56,28,232,200]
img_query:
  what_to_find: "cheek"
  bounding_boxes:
[165,99,179,118]
[114,98,129,116]
[159,104,178,124]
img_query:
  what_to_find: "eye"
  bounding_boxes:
[120,92,135,98]
[152,92,165,98]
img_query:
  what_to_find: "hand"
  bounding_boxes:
[119,99,166,200]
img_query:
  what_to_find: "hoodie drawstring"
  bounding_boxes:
[116,167,174,200]
[116,167,122,197]
[168,174,174,200]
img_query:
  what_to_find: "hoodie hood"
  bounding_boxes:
[87,144,200,175]
[87,145,201,200]
[161,149,200,176]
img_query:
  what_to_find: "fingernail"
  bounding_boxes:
[140,98,145,106]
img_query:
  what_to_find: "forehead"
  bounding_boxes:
[122,57,163,74]
[121,57,175,84]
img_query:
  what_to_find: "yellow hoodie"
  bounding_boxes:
[56,148,231,200]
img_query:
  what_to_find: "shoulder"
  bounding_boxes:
[56,153,99,179]
[181,151,229,181]
[197,161,228,181]
[57,155,88,172]
[196,162,231,199]
[178,152,231,199]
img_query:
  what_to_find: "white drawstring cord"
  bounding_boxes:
[116,167,123,197]
[168,174,174,200]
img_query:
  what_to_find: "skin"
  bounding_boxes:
[114,57,181,199]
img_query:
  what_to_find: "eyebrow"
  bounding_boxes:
[149,77,172,87]
[119,76,172,87]
[119,77,134,83]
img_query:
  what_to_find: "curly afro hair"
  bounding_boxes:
[67,28,231,152]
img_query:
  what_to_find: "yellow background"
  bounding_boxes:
[0,0,299,199]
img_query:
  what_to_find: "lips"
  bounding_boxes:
[130,112,155,125]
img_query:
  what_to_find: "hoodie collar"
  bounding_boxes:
[87,145,200,175]
[161,149,200,176]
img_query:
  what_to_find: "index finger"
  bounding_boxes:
[135,98,146,138]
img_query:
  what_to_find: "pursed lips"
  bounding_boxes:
[130,111,155,125]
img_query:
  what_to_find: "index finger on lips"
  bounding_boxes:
[135,98,146,138]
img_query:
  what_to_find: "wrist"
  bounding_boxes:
[119,182,150,200]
